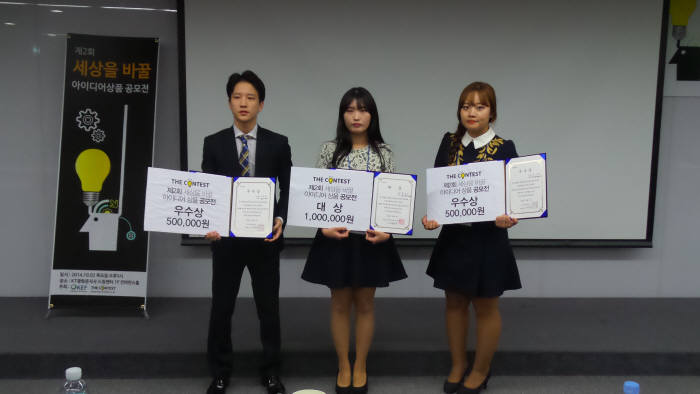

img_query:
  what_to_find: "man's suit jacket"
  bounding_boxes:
[201,126,292,241]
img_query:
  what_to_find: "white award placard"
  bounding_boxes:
[426,161,506,225]
[506,153,548,219]
[287,167,374,232]
[144,167,232,235]
[230,177,276,238]
[370,172,417,235]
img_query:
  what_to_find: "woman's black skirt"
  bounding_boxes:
[302,230,407,289]
[426,223,521,297]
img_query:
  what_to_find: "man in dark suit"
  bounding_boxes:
[202,70,291,394]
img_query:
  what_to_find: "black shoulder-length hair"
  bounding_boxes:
[330,87,388,171]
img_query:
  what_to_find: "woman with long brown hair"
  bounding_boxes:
[423,82,521,394]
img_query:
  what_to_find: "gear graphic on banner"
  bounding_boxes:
[91,129,106,143]
[76,108,100,132]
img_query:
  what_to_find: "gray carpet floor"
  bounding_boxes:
[9,297,700,353]
[3,298,700,378]
[6,376,700,394]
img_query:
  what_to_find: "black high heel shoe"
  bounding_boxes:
[351,377,368,394]
[443,368,469,393]
[336,369,352,394]
[336,383,352,394]
[456,370,491,394]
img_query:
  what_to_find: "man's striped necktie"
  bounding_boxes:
[238,135,250,176]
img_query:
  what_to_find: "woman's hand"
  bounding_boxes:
[495,214,518,229]
[365,229,390,244]
[321,227,349,240]
[422,215,440,231]
[204,231,222,241]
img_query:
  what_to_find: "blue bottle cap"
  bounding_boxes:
[623,380,640,393]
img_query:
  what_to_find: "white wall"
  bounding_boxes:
[143,96,700,298]
[1,2,699,298]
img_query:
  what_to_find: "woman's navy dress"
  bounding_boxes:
[302,142,407,289]
[426,132,522,297]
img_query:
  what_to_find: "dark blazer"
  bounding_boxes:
[426,131,521,296]
[201,126,292,228]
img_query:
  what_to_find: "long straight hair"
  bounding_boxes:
[330,87,388,171]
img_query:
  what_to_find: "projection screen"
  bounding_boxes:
[180,0,666,245]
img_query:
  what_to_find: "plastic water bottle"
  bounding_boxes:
[61,367,88,394]
[623,381,640,394]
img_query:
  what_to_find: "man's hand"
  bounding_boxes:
[264,218,284,242]
[205,231,222,241]
[365,229,390,244]
[422,215,440,231]
[495,214,518,229]
[321,227,349,240]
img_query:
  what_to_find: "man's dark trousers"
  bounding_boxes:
[207,237,281,378]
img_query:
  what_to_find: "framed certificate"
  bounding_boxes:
[287,167,374,232]
[505,153,548,219]
[144,167,232,236]
[230,177,276,238]
[426,161,506,225]
[426,153,549,225]
[370,172,417,235]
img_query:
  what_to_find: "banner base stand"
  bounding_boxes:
[140,304,150,320]
[44,296,149,319]
[43,304,54,320]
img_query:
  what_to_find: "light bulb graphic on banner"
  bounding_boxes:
[75,148,111,207]
[79,105,133,251]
